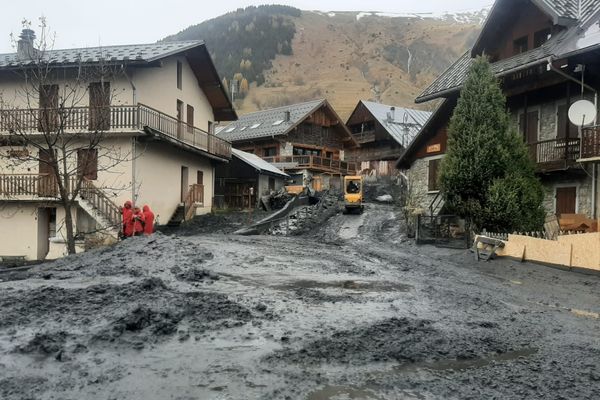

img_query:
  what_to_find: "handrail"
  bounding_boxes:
[527,137,580,165]
[263,155,357,174]
[183,183,204,221]
[79,179,121,227]
[0,104,232,159]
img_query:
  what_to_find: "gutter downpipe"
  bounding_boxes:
[122,65,138,205]
[547,57,599,219]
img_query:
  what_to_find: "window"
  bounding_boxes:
[250,123,262,129]
[239,126,247,131]
[513,36,528,55]
[176,100,184,138]
[556,103,578,139]
[89,82,110,131]
[77,149,98,180]
[177,60,183,90]
[272,120,284,126]
[428,158,441,192]
[534,29,551,48]
[263,147,277,157]
[225,126,236,133]
[268,177,275,192]
[293,147,322,156]
[197,170,204,185]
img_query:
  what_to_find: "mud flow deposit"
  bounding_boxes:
[1,204,599,399]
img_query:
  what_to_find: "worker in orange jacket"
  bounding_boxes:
[121,201,134,238]
[131,206,146,236]
[142,205,155,235]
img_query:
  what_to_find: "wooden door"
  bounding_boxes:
[38,84,58,132]
[520,111,539,161]
[38,149,57,197]
[556,186,577,216]
[187,105,194,133]
[177,100,184,139]
[197,171,203,185]
[77,149,98,180]
[89,82,110,131]
[181,166,189,203]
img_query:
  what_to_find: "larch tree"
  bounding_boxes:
[439,56,544,232]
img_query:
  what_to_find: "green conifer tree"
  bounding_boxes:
[439,56,545,232]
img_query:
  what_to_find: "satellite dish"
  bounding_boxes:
[568,100,597,127]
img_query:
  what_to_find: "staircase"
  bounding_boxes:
[428,191,445,217]
[167,204,186,227]
[77,180,121,237]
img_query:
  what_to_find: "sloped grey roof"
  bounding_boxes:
[217,99,325,142]
[416,0,600,103]
[232,149,289,178]
[0,40,204,68]
[360,101,432,146]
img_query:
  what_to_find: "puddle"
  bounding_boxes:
[273,280,412,293]
[395,348,538,372]
[307,385,383,400]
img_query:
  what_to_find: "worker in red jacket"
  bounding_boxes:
[131,206,146,236]
[121,201,134,238]
[142,205,155,235]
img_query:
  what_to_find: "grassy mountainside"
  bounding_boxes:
[164,6,483,119]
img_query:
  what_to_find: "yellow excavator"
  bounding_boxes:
[343,175,364,214]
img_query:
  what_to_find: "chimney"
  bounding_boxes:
[284,110,291,122]
[17,28,37,60]
[390,106,396,121]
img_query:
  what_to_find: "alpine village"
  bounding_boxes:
[1,1,600,399]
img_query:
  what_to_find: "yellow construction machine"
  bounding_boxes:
[343,175,364,214]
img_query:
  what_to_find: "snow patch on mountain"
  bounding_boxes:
[354,7,490,25]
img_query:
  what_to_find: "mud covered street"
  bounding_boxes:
[1,204,600,400]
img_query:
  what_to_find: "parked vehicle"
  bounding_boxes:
[344,176,364,214]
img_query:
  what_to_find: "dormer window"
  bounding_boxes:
[513,36,528,55]
[534,29,551,48]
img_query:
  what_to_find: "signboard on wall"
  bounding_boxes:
[426,143,441,153]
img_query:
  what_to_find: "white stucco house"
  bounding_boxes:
[0,29,237,261]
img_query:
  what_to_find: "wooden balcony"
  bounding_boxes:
[352,130,376,144]
[0,104,231,160]
[581,127,600,160]
[527,138,580,172]
[263,155,357,175]
[0,174,120,226]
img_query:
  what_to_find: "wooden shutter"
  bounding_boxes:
[77,149,98,180]
[555,186,577,216]
[428,159,440,191]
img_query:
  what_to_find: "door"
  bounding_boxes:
[556,186,577,217]
[38,149,57,197]
[38,84,59,132]
[37,208,50,260]
[520,111,539,161]
[181,166,189,203]
[187,105,194,134]
[77,149,98,180]
[89,82,110,131]
[177,100,184,139]
[197,171,203,185]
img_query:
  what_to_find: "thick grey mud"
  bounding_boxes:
[1,204,600,399]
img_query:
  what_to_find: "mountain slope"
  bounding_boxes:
[164,6,484,119]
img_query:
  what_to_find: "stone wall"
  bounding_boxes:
[407,156,442,214]
[540,172,594,217]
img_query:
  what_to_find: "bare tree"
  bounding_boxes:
[0,18,134,254]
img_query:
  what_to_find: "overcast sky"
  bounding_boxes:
[0,0,492,53]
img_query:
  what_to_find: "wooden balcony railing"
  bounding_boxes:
[527,138,580,171]
[263,155,358,175]
[184,184,204,221]
[581,127,600,159]
[137,105,231,159]
[0,173,121,227]
[0,104,231,159]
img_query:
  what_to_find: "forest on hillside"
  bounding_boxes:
[163,5,300,90]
